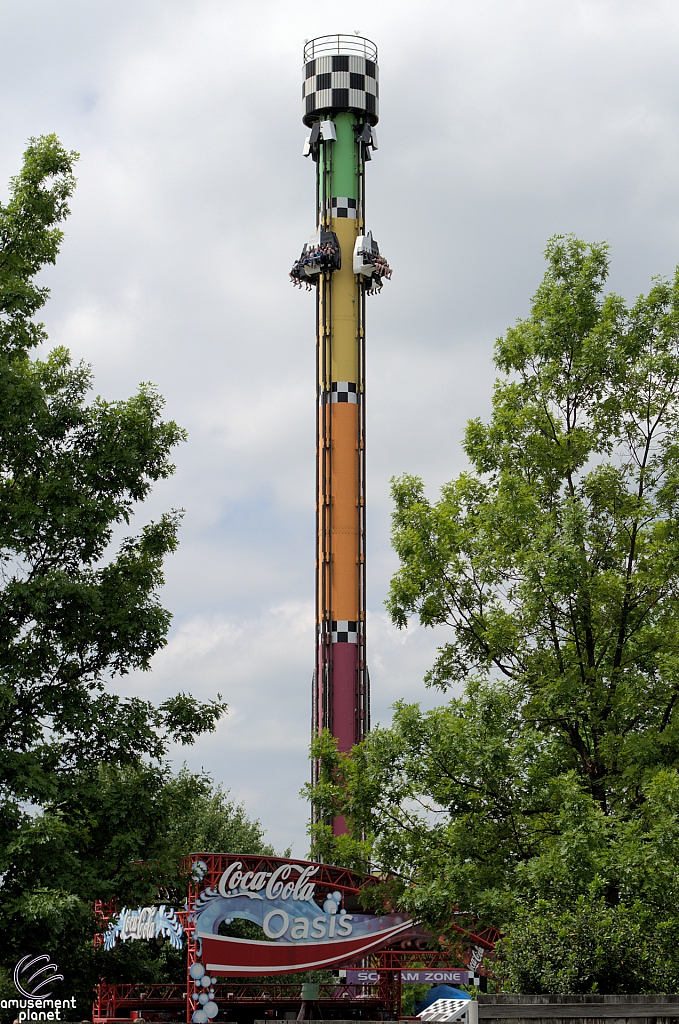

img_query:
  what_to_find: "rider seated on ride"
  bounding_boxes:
[289,230,341,286]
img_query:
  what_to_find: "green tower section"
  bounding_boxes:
[329,113,359,200]
[320,112,360,222]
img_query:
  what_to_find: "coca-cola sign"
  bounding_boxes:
[188,855,413,976]
[217,861,319,904]
[103,905,183,950]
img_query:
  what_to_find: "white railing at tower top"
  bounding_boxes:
[303,35,378,63]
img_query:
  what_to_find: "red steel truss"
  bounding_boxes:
[93,940,495,1022]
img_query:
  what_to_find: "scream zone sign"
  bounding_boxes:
[187,854,413,976]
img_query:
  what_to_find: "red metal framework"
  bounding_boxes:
[389,924,499,959]
[96,979,389,1021]
[94,900,118,947]
[95,983,187,1021]
[93,955,486,1022]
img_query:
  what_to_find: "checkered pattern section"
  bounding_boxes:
[419,999,471,1023]
[331,382,358,404]
[303,54,379,125]
[332,620,359,643]
[329,196,358,219]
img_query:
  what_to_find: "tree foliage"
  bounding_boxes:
[0,763,273,1009]
[307,236,679,991]
[0,135,230,1009]
[0,136,226,831]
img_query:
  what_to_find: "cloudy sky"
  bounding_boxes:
[3,0,679,854]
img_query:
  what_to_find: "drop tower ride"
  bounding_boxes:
[290,35,390,822]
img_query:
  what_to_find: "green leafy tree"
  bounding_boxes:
[493,893,679,995]
[0,136,224,826]
[0,135,227,1009]
[307,236,679,991]
[0,763,274,1010]
[163,766,275,856]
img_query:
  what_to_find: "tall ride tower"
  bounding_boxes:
[291,35,390,823]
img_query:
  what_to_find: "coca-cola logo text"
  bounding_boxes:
[217,861,318,903]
